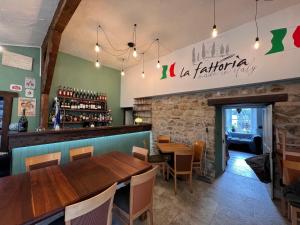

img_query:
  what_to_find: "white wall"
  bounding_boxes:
[121,4,300,107]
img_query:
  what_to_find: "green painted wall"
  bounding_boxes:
[0,46,41,131]
[50,52,123,126]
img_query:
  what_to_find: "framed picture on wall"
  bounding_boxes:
[25,77,36,89]
[18,97,36,116]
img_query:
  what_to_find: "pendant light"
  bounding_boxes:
[254,0,260,50]
[142,53,145,78]
[121,58,125,76]
[95,59,100,68]
[212,0,218,38]
[95,25,101,53]
[156,38,161,69]
[132,24,138,58]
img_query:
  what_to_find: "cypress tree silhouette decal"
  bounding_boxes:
[220,44,225,56]
[211,42,216,57]
[192,47,196,64]
[226,44,230,55]
[202,43,206,59]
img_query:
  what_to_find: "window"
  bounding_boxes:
[225,108,257,134]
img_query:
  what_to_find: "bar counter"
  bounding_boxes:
[8,124,152,175]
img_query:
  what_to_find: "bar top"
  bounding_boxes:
[8,124,152,150]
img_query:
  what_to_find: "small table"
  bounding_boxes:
[157,143,191,154]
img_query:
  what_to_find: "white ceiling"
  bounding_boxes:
[0,0,59,46]
[60,0,300,70]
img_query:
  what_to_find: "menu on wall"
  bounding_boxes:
[1,50,33,71]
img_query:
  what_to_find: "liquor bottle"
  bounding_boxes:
[62,86,66,96]
[69,88,73,97]
[18,109,28,132]
[58,86,62,96]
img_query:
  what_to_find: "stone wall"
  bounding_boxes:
[145,79,300,181]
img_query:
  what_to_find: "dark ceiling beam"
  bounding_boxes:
[40,0,81,128]
[207,93,288,106]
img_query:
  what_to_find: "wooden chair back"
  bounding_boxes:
[70,146,94,161]
[65,183,117,225]
[193,140,205,162]
[283,160,300,185]
[174,150,194,173]
[25,152,61,172]
[130,166,158,219]
[132,146,148,162]
[157,135,171,143]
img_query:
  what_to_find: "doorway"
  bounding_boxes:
[221,104,274,198]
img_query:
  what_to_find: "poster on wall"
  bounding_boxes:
[1,50,33,71]
[25,77,35,89]
[25,89,34,98]
[18,97,36,116]
[9,84,22,92]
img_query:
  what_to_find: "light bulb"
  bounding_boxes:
[212,25,218,38]
[95,60,100,68]
[121,70,125,76]
[133,48,138,58]
[156,60,161,69]
[95,43,101,52]
[254,37,260,50]
[142,71,145,78]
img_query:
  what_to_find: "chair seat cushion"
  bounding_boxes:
[114,185,130,213]
[148,154,165,163]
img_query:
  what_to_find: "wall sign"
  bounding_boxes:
[2,51,33,71]
[25,89,34,98]
[9,84,22,92]
[18,97,36,116]
[25,77,36,89]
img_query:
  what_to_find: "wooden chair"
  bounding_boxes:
[113,166,158,225]
[70,146,94,161]
[167,150,194,194]
[132,146,148,162]
[65,182,117,225]
[157,135,171,143]
[25,152,61,172]
[192,140,205,171]
[283,160,300,225]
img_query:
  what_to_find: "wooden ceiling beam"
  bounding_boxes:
[40,0,81,128]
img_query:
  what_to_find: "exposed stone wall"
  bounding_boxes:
[147,79,300,181]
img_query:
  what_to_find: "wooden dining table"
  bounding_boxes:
[0,151,152,225]
[157,143,191,154]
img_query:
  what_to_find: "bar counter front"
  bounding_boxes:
[8,124,152,175]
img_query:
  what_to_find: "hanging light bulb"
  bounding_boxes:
[142,53,145,78]
[212,25,218,38]
[212,0,218,38]
[133,48,138,58]
[156,38,160,69]
[156,60,161,69]
[120,58,125,76]
[254,0,260,50]
[95,43,101,52]
[121,70,125,76]
[95,59,100,68]
[254,37,260,50]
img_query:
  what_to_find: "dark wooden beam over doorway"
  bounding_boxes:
[40,0,81,128]
[207,93,288,106]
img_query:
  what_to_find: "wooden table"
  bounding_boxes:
[157,143,191,153]
[0,151,151,225]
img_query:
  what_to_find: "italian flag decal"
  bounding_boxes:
[266,25,300,55]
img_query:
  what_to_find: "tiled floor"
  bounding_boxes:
[116,151,288,225]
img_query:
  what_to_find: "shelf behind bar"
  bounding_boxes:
[60,108,108,113]
[57,95,107,103]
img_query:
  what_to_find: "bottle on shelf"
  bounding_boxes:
[62,86,66,96]
[58,86,62,96]
[18,108,28,132]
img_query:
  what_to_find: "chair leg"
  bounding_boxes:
[148,209,154,225]
[174,174,177,195]
[162,163,166,180]
[281,197,287,217]
[189,173,193,193]
[167,167,170,181]
[288,202,291,220]
[291,206,297,225]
